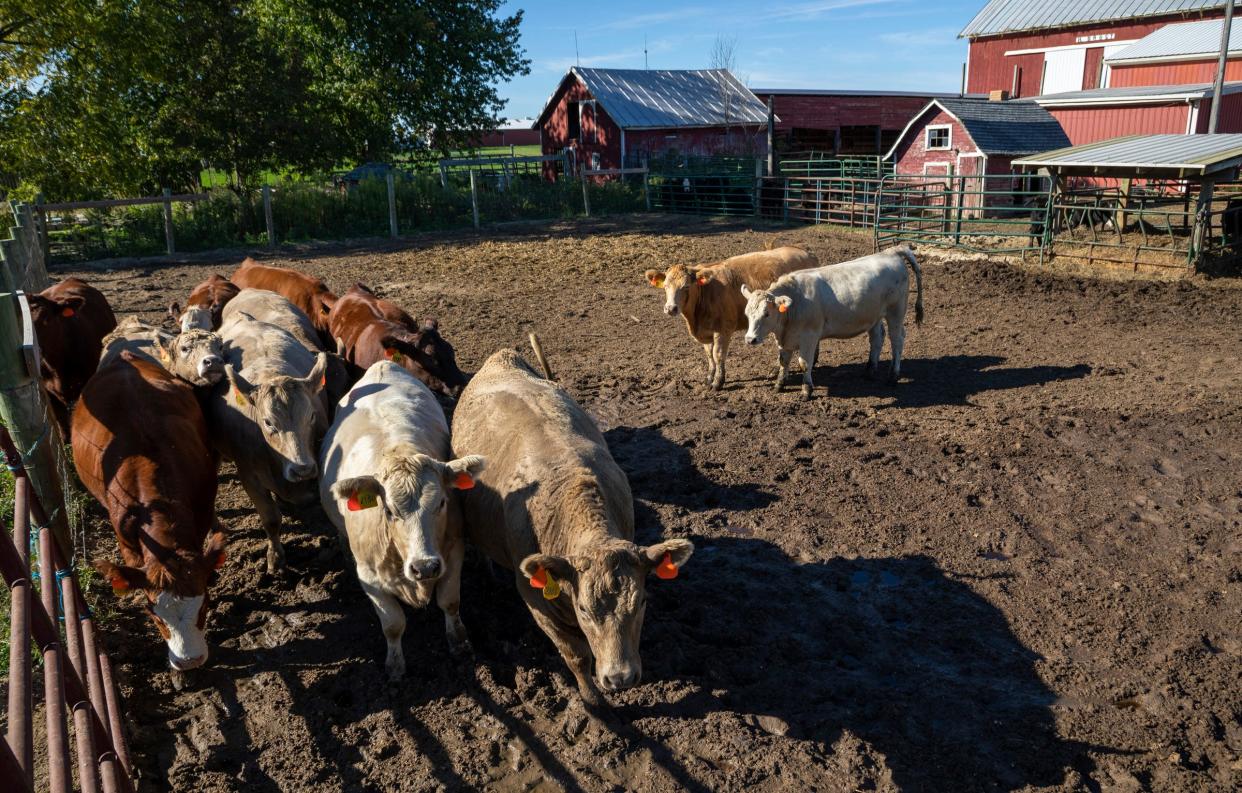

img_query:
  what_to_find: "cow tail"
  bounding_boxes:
[528,332,554,380]
[898,246,924,325]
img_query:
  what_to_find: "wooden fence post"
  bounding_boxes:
[581,174,591,217]
[34,195,49,270]
[469,171,480,229]
[161,188,175,255]
[262,185,275,247]
[386,172,399,238]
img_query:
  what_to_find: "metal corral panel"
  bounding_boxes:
[960,0,1222,38]
[568,68,769,129]
[1014,133,1242,175]
[1109,18,1242,62]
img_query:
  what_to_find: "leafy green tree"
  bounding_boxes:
[0,1,527,199]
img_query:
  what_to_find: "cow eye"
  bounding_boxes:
[262,419,276,432]
[439,498,446,510]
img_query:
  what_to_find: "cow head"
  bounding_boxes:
[169,301,213,333]
[645,264,709,317]
[94,531,227,671]
[379,320,467,400]
[519,537,694,692]
[225,353,328,483]
[28,292,89,395]
[331,454,484,582]
[155,329,225,385]
[741,285,792,346]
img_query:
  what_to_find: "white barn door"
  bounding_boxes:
[1041,48,1087,95]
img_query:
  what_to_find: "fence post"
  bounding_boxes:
[161,187,175,255]
[6,473,33,783]
[643,164,651,212]
[386,172,398,238]
[581,173,591,217]
[469,170,480,229]
[753,159,762,217]
[34,195,49,270]
[262,185,275,247]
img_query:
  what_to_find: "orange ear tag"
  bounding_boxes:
[232,386,246,407]
[542,574,561,600]
[110,575,130,594]
[454,471,475,490]
[385,348,405,364]
[347,490,378,511]
[655,552,679,580]
[529,566,547,589]
[777,303,788,314]
[214,551,227,569]
[650,275,664,287]
[320,373,327,387]
[61,307,76,318]
[697,276,708,285]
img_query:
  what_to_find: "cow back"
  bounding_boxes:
[185,274,240,328]
[29,278,118,429]
[231,259,336,336]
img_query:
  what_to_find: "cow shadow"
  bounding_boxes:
[805,354,1091,408]
[604,425,775,512]
[629,536,1097,791]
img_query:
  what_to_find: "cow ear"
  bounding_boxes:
[168,301,182,322]
[57,295,86,318]
[93,559,149,595]
[224,364,255,403]
[421,317,439,332]
[642,538,694,572]
[644,269,664,287]
[332,476,385,511]
[204,530,227,571]
[302,353,328,392]
[519,553,574,583]
[740,284,753,300]
[774,296,792,313]
[151,331,172,361]
[445,455,485,489]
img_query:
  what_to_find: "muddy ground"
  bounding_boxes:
[43,215,1242,790]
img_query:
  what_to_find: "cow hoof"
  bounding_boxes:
[386,658,406,681]
[864,365,877,381]
[801,386,813,401]
[710,381,723,392]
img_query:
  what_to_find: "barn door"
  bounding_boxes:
[958,153,985,219]
[581,100,597,144]
[1041,48,1086,95]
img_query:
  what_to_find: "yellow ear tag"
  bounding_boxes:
[542,573,561,600]
[385,348,405,364]
[233,386,246,406]
[650,275,664,287]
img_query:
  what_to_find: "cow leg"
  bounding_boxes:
[711,333,730,390]
[887,310,906,385]
[435,538,471,658]
[865,320,886,379]
[527,606,606,709]
[701,342,716,386]
[361,582,407,680]
[800,339,819,400]
[773,348,792,392]
[238,474,285,573]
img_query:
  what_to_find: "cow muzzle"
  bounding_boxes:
[283,461,317,482]
[597,662,641,691]
[404,556,443,582]
[169,650,207,671]
[663,304,678,317]
[199,355,225,382]
[745,334,760,345]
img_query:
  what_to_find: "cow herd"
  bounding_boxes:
[25,242,923,714]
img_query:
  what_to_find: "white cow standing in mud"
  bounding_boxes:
[742,246,924,399]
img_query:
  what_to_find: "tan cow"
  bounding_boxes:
[644,245,817,390]
[452,349,693,709]
[99,316,225,386]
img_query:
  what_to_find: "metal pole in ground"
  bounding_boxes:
[37,509,72,793]
[469,171,480,229]
[643,165,651,212]
[386,172,398,238]
[581,173,591,217]
[753,158,762,217]
[262,185,275,247]
[6,477,33,785]
[1210,2,1236,133]
[162,188,175,255]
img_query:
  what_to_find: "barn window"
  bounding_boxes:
[925,125,951,150]
[567,102,581,140]
[581,100,597,144]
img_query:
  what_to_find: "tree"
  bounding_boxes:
[0,1,528,199]
[710,34,740,129]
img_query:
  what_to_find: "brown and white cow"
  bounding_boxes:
[100,316,225,387]
[327,284,467,399]
[231,258,336,345]
[169,274,239,331]
[452,349,693,708]
[644,246,817,390]
[73,352,225,671]
[28,277,118,435]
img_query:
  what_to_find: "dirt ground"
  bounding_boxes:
[48,215,1242,791]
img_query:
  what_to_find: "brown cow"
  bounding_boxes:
[28,277,117,435]
[643,246,818,390]
[72,352,225,671]
[452,349,693,709]
[169,274,239,331]
[327,284,467,399]
[231,258,336,344]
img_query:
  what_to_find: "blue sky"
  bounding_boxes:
[496,0,980,119]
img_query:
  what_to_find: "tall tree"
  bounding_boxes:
[0,1,527,199]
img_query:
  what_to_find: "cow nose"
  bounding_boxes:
[200,355,223,374]
[599,665,640,691]
[745,335,759,345]
[405,557,443,581]
[284,461,317,482]
[170,652,207,671]
[663,305,677,316]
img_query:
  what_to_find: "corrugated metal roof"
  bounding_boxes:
[536,68,769,130]
[751,88,956,98]
[960,1,1223,39]
[1013,133,1242,174]
[1108,18,1241,61]
[1034,81,1242,104]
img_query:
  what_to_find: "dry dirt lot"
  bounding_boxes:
[56,215,1242,791]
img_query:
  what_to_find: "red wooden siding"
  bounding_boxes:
[540,75,624,170]
[1082,47,1105,90]
[1193,92,1242,132]
[1047,104,1192,145]
[1109,57,1242,87]
[753,93,933,132]
[478,129,541,147]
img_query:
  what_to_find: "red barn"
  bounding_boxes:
[751,89,954,155]
[534,67,770,172]
[961,1,1226,98]
[1033,82,1242,145]
[1105,18,1242,86]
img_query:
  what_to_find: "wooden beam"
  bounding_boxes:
[40,193,208,211]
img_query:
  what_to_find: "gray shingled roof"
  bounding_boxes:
[1013,133,1242,175]
[1109,18,1241,61]
[885,98,1071,157]
[535,68,769,130]
[960,1,1223,39]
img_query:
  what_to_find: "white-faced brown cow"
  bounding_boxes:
[644,246,817,390]
[452,349,693,709]
[100,316,225,387]
[319,361,484,679]
[742,245,924,399]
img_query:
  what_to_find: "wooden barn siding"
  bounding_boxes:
[625,127,767,162]
[539,75,624,170]
[1109,58,1242,87]
[752,93,932,131]
[892,108,977,176]
[1083,47,1105,90]
[965,11,1224,95]
[1193,92,1242,132]
[1047,104,1192,145]
[479,129,541,147]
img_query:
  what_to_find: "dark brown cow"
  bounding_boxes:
[327,284,467,399]
[28,277,117,435]
[72,352,225,671]
[169,274,239,331]
[231,258,336,343]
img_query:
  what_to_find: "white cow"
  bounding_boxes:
[319,361,484,679]
[741,246,924,399]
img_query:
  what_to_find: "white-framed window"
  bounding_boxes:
[925,125,951,151]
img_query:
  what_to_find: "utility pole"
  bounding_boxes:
[1210,2,1236,133]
